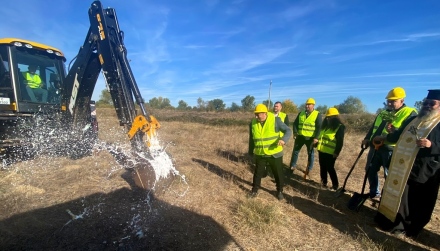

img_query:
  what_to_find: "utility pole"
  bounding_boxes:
[268,80,272,108]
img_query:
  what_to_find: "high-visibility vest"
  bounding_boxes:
[370,106,417,146]
[252,113,283,156]
[22,72,42,88]
[275,112,287,137]
[277,112,287,122]
[298,110,319,137]
[317,125,341,155]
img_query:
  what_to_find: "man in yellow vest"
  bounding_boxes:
[262,101,290,177]
[373,89,440,237]
[290,98,322,180]
[248,104,292,200]
[361,87,417,199]
[22,65,48,103]
[273,101,290,127]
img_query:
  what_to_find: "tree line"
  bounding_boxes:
[95,89,420,114]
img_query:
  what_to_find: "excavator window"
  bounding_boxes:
[0,46,13,105]
[11,48,64,105]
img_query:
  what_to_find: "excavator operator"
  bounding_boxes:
[22,64,48,103]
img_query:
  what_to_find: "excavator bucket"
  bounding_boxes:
[131,155,157,190]
[125,114,171,191]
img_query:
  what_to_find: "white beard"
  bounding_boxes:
[418,107,440,121]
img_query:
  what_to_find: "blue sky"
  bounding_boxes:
[1,0,439,112]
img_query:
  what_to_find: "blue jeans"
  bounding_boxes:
[290,135,315,171]
[366,146,392,197]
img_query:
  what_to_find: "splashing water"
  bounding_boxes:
[1,112,192,247]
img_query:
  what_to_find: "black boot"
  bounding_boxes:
[276,191,284,200]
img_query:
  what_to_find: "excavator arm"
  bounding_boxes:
[63,1,159,153]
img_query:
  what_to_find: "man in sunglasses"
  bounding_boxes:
[374,89,440,238]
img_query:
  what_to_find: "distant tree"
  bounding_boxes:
[281,99,298,113]
[262,100,273,109]
[96,89,113,106]
[148,97,160,108]
[197,97,206,110]
[161,98,173,109]
[177,100,190,110]
[335,96,366,114]
[241,95,255,111]
[315,105,328,114]
[297,103,305,111]
[229,102,241,112]
[207,99,226,112]
[148,97,173,109]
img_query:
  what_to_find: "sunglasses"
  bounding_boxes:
[422,100,438,107]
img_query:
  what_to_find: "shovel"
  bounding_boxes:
[347,140,383,212]
[334,144,367,198]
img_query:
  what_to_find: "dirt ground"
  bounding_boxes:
[0,109,439,250]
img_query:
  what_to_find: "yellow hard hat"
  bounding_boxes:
[386,87,406,100]
[254,104,268,113]
[305,98,315,104]
[326,107,339,116]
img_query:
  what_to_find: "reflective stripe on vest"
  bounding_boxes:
[252,112,283,156]
[298,110,319,137]
[23,72,42,88]
[370,107,417,146]
[317,125,340,155]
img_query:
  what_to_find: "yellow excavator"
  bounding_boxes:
[0,1,163,190]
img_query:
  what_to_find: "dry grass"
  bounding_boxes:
[0,108,439,250]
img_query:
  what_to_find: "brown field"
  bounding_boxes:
[0,108,439,250]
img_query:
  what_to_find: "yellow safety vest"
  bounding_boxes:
[298,110,319,137]
[277,112,287,122]
[317,125,341,155]
[370,107,417,146]
[252,113,283,156]
[275,112,287,137]
[23,72,42,88]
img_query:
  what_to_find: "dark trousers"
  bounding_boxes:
[318,151,339,188]
[290,135,315,171]
[252,155,284,192]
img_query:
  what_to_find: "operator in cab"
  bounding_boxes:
[22,65,48,103]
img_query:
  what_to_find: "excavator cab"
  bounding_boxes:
[0,39,68,156]
[0,38,65,109]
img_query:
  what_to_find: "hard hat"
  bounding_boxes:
[305,98,315,104]
[326,107,339,116]
[386,87,406,100]
[254,104,268,113]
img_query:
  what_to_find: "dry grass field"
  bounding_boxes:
[0,108,439,250]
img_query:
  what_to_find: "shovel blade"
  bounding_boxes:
[347,192,369,212]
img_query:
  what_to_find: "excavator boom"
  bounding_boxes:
[64,1,159,153]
